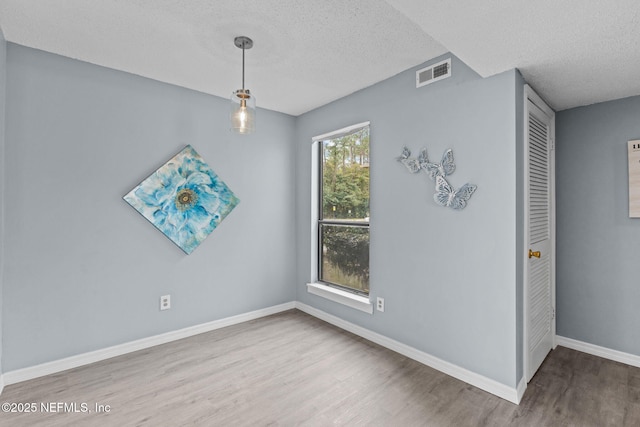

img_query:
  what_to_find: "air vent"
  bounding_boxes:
[416,58,451,88]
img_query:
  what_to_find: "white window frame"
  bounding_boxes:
[307,122,372,314]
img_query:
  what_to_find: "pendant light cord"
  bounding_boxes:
[242,46,245,90]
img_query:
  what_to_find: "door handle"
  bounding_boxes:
[529,249,541,259]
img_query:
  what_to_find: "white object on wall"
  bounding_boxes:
[416,58,451,88]
[629,140,640,218]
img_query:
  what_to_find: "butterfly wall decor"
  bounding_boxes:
[434,175,477,210]
[425,148,455,180]
[397,146,477,210]
[397,147,428,174]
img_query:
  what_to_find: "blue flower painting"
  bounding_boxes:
[124,145,240,254]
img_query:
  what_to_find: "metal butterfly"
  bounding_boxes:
[425,149,455,180]
[397,146,429,174]
[433,175,477,210]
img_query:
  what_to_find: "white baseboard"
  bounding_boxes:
[556,335,640,368]
[516,377,527,404]
[294,301,520,404]
[2,302,296,386]
[8,304,639,404]
[2,300,524,404]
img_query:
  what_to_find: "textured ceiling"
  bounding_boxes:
[385,0,640,111]
[0,0,639,115]
[0,0,447,116]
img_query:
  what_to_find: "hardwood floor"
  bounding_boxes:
[1,309,639,426]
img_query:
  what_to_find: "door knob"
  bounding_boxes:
[529,249,541,259]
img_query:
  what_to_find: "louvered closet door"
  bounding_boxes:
[525,97,554,382]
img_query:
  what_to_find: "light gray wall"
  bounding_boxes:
[556,95,640,356]
[3,42,529,388]
[3,44,296,371]
[295,54,523,387]
[0,28,7,377]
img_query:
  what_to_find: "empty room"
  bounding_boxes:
[0,1,639,426]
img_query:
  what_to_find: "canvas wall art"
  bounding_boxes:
[124,145,240,254]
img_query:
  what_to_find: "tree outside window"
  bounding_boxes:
[319,126,369,294]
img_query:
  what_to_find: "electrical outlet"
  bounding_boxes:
[376,297,385,312]
[160,295,171,311]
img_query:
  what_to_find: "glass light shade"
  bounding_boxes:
[230,89,256,134]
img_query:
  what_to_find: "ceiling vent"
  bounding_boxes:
[416,58,451,88]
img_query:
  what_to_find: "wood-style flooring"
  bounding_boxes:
[1,309,639,426]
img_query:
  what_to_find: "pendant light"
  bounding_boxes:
[230,36,256,134]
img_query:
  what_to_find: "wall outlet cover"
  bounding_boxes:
[160,295,171,311]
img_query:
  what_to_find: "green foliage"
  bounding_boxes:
[320,126,370,292]
[321,226,369,291]
[322,128,370,219]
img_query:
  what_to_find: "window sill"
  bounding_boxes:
[306,283,373,314]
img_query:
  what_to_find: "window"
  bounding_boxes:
[317,124,370,295]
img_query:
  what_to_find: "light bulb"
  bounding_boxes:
[230,90,255,134]
[239,100,247,128]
